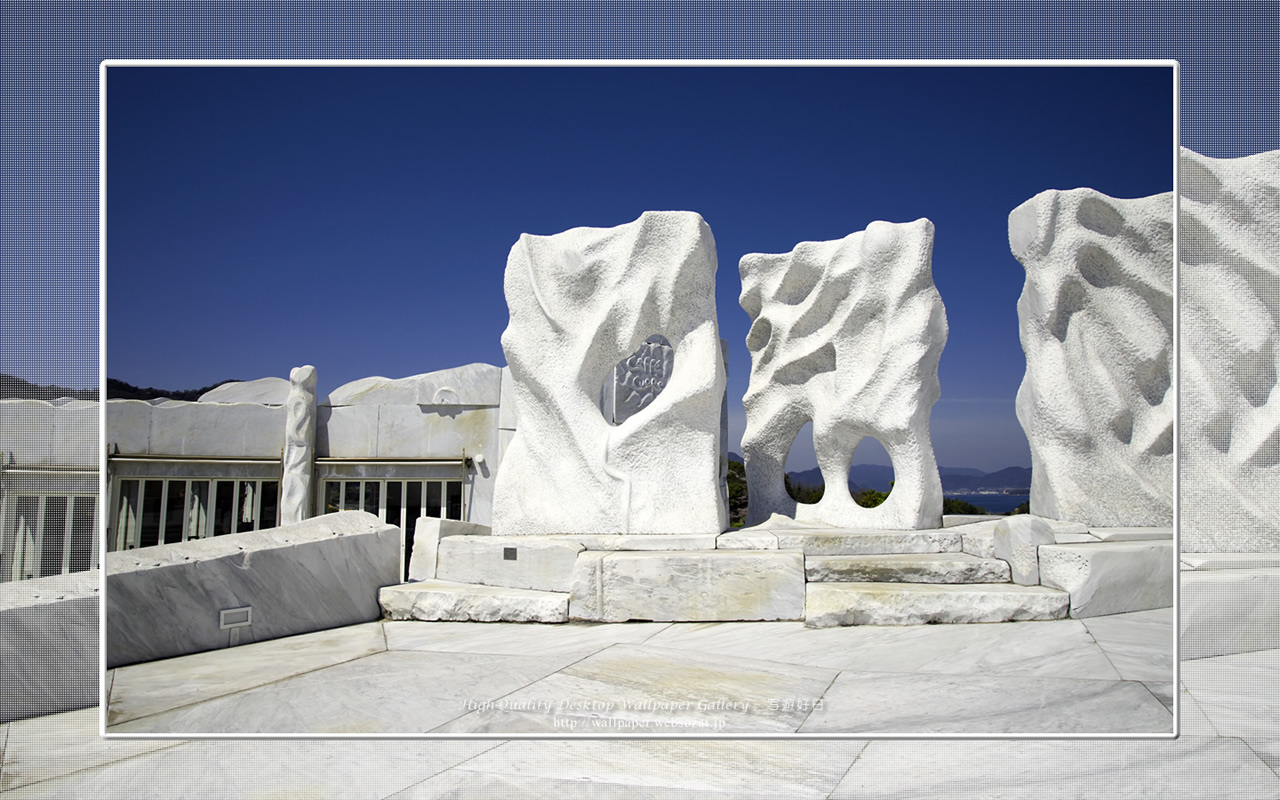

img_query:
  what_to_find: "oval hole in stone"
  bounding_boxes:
[849,437,894,508]
[784,421,823,503]
[601,334,673,425]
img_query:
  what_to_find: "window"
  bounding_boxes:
[112,478,280,551]
[322,477,465,581]
[0,493,98,582]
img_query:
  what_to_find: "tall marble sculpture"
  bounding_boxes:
[740,219,948,529]
[280,365,317,525]
[492,211,727,535]
[1179,148,1280,551]
[1009,187,1173,526]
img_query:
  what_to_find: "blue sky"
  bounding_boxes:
[105,65,1173,472]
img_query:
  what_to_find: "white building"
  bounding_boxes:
[1,362,516,583]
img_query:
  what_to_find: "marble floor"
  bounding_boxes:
[3,608,1277,798]
[102,610,1174,736]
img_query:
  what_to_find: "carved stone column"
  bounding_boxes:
[280,365,317,525]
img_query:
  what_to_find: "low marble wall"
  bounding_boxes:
[105,511,399,668]
[0,570,99,723]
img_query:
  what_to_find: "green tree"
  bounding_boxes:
[943,497,989,515]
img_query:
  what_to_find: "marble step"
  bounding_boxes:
[805,582,1069,627]
[805,552,1011,584]
[379,580,568,623]
[772,529,963,555]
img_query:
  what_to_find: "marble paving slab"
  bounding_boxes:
[799,670,1172,734]
[828,738,1280,800]
[1177,683,1221,735]
[1080,607,1175,682]
[643,619,1123,680]
[1246,739,1280,775]
[107,649,586,734]
[383,619,670,657]
[0,708,181,792]
[5,738,499,800]
[107,622,387,726]
[1181,648,1280,738]
[389,740,869,799]
[432,643,838,734]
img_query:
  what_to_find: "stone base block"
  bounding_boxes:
[105,510,400,668]
[805,553,1011,584]
[771,529,962,556]
[406,517,490,581]
[522,533,720,551]
[715,530,779,550]
[1037,542,1174,618]
[1087,527,1173,542]
[569,550,805,622]
[1181,567,1280,658]
[379,580,568,623]
[1182,553,1280,571]
[0,571,99,722]
[805,582,1069,627]
[993,516,1056,585]
[436,536,584,592]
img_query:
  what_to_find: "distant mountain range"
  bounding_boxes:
[727,452,1030,494]
[0,374,97,401]
[1,373,241,402]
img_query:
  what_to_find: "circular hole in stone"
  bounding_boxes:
[784,421,823,503]
[600,334,673,425]
[849,437,894,508]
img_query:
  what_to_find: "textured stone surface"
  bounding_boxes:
[492,211,727,535]
[436,535,584,592]
[1179,148,1280,552]
[379,580,568,623]
[805,582,1069,627]
[406,517,490,581]
[198,376,291,405]
[1181,568,1280,658]
[993,516,1056,585]
[772,528,962,556]
[739,219,947,529]
[1037,541,1174,618]
[569,550,805,622]
[1009,186,1173,526]
[0,571,98,722]
[279,365,316,525]
[104,511,400,667]
[805,552,1011,584]
[325,362,503,407]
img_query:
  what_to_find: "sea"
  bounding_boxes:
[946,493,1030,515]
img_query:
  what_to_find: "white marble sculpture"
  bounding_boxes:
[739,219,948,529]
[1179,148,1280,551]
[491,211,727,535]
[280,365,317,525]
[1009,187,1173,526]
